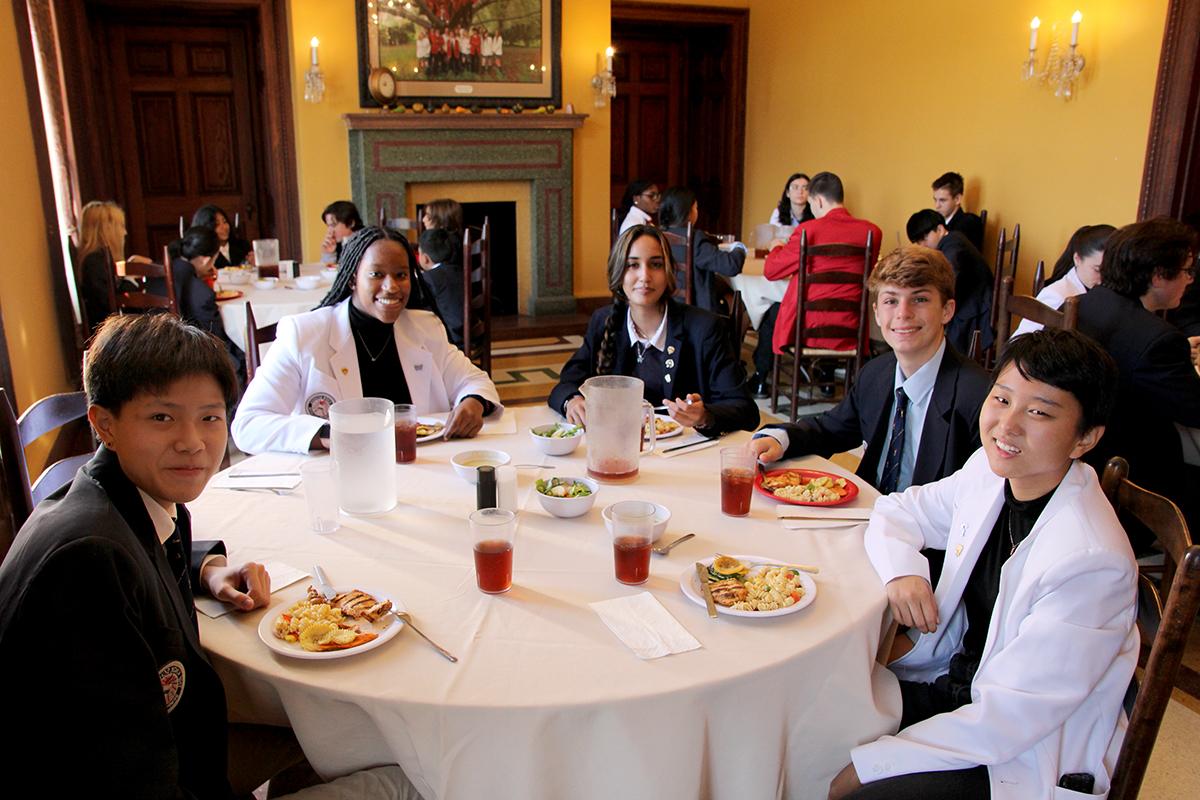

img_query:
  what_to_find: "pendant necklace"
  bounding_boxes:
[1006,508,1020,557]
[634,342,647,364]
[354,328,392,363]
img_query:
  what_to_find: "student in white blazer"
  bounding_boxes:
[830,330,1139,800]
[232,227,501,455]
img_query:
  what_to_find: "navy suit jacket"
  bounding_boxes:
[945,210,984,252]
[765,344,990,489]
[549,300,759,436]
[939,231,995,355]
[664,225,746,314]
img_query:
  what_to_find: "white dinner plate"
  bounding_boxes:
[646,413,684,440]
[415,417,447,443]
[258,586,405,660]
[679,555,817,618]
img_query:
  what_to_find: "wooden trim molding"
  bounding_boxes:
[344,112,587,131]
[1138,0,1200,220]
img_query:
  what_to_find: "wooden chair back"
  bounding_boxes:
[1032,259,1046,296]
[610,208,619,249]
[462,218,493,374]
[967,329,983,362]
[978,209,988,239]
[994,276,1079,342]
[982,223,1020,366]
[117,246,179,315]
[244,302,278,384]
[661,222,695,306]
[1101,457,1200,800]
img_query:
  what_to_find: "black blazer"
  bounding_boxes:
[939,231,995,354]
[549,300,759,436]
[665,226,746,313]
[945,210,984,252]
[1076,286,1200,504]
[0,448,233,799]
[147,259,245,375]
[420,261,465,347]
[214,236,253,269]
[764,344,990,489]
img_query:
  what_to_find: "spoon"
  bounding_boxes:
[394,611,458,663]
[653,533,695,555]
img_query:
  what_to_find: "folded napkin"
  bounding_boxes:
[655,433,720,459]
[781,518,864,531]
[210,454,303,490]
[195,561,310,618]
[590,592,701,659]
[775,504,873,521]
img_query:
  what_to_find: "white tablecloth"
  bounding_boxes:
[191,406,899,800]
[218,264,330,352]
[731,255,788,330]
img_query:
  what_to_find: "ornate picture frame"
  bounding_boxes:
[356,0,562,108]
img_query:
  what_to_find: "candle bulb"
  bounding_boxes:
[310,36,320,66]
[1029,17,1040,51]
[1070,11,1082,47]
[605,46,614,73]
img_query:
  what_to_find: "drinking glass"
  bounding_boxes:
[299,459,340,533]
[610,500,655,585]
[470,508,515,593]
[394,403,417,463]
[720,447,755,517]
[253,238,280,279]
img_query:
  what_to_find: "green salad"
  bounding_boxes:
[534,424,583,439]
[536,477,592,498]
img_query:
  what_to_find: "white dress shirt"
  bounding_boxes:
[1011,267,1088,338]
[619,205,653,236]
[137,488,224,575]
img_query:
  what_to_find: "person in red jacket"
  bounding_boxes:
[764,171,882,354]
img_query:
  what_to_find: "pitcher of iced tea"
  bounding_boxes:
[580,375,656,481]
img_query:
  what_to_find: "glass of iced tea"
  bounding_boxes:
[394,403,417,463]
[720,447,755,516]
[610,500,655,585]
[470,508,515,593]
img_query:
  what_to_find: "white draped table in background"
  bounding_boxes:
[217,264,330,352]
[192,406,899,800]
[730,255,788,329]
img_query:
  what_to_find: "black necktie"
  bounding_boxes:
[163,524,196,625]
[879,387,909,494]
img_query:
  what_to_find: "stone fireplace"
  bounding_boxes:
[344,113,586,315]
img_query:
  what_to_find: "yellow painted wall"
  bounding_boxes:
[741,0,1168,292]
[0,3,69,423]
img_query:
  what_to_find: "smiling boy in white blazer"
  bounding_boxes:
[830,329,1138,800]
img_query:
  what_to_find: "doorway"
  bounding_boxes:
[610,3,748,238]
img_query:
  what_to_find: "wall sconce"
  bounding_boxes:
[1021,11,1086,100]
[591,47,616,108]
[305,36,326,103]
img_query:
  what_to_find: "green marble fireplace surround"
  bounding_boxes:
[345,113,587,315]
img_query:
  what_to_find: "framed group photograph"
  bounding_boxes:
[356,0,562,108]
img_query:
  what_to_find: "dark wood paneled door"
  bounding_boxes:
[101,19,265,257]
[609,36,685,209]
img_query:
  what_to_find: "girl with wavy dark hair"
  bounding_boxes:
[548,225,758,435]
[191,204,253,268]
[1013,224,1115,337]
[769,173,814,227]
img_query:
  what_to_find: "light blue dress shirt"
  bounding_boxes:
[873,340,946,492]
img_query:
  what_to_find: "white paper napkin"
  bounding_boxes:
[780,519,864,530]
[590,592,702,659]
[775,504,873,521]
[195,561,310,618]
[210,454,303,490]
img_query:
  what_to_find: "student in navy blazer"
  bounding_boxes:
[549,225,759,437]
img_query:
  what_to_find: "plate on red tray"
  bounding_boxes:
[754,468,859,506]
[215,290,244,301]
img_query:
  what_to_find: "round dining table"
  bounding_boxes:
[192,406,900,800]
[216,264,331,352]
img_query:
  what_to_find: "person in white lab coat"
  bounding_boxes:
[830,329,1138,800]
[232,227,501,454]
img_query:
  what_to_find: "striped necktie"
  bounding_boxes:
[163,525,197,625]
[878,387,909,494]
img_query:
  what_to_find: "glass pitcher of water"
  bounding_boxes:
[329,397,396,515]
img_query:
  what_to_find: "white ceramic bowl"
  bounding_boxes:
[529,423,584,456]
[535,476,599,518]
[294,275,321,290]
[602,502,671,543]
[253,277,278,290]
[450,449,512,484]
[318,269,336,284]
[224,269,251,285]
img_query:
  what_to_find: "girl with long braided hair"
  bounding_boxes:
[232,226,502,454]
[548,225,758,435]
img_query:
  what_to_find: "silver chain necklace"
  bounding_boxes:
[354,328,392,362]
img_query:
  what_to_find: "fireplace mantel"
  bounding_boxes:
[345,113,586,315]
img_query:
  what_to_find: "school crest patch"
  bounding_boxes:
[159,660,186,712]
[305,392,336,419]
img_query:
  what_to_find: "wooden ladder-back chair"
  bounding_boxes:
[1032,259,1047,296]
[1100,457,1200,800]
[983,223,1021,367]
[967,329,984,363]
[770,229,873,421]
[244,302,278,384]
[462,218,493,375]
[994,276,1080,342]
[117,246,179,316]
[661,221,695,306]
[0,388,93,540]
[978,209,988,239]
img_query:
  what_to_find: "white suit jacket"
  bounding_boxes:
[853,450,1138,800]
[232,300,502,454]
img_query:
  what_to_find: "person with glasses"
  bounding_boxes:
[1074,217,1200,544]
[617,180,662,236]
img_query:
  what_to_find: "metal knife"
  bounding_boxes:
[312,565,337,600]
[662,435,718,454]
[696,562,718,619]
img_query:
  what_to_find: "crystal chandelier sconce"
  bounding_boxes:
[305,36,326,104]
[1021,12,1086,100]
[591,47,616,108]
